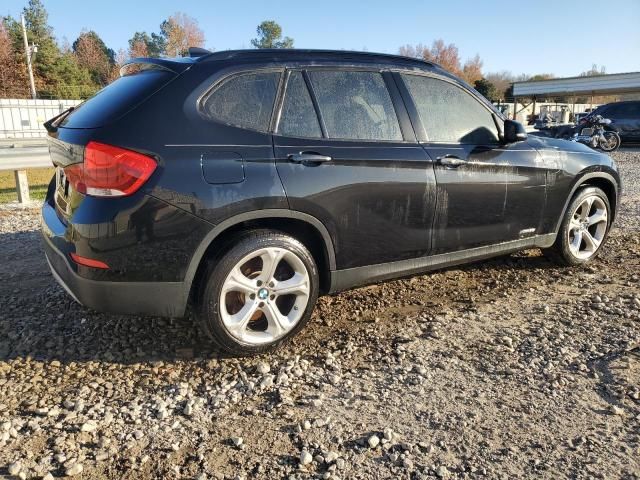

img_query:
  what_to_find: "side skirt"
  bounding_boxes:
[328,233,556,293]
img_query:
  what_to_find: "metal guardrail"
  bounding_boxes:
[0,146,52,171]
[0,139,53,203]
[0,138,48,147]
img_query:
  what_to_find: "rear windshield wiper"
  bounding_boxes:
[44,106,76,133]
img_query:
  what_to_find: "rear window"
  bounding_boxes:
[58,67,175,129]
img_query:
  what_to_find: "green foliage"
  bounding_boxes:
[43,52,97,99]
[528,73,555,82]
[0,1,101,99]
[128,31,165,58]
[504,84,514,102]
[474,78,499,102]
[22,0,51,42]
[251,20,294,49]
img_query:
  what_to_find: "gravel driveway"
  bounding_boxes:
[1,151,639,480]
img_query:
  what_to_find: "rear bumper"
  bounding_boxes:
[41,203,188,317]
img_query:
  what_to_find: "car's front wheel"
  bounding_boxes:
[196,230,319,356]
[545,186,611,266]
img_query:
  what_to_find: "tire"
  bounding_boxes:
[544,187,611,266]
[195,229,319,356]
[598,131,621,152]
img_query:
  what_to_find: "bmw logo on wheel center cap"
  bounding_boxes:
[258,288,269,300]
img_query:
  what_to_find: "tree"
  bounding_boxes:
[2,0,100,99]
[474,78,499,102]
[528,73,555,81]
[49,51,97,98]
[13,0,60,94]
[485,71,515,101]
[251,20,293,49]
[109,48,127,80]
[398,43,426,59]
[128,31,164,58]
[423,39,462,76]
[580,64,606,77]
[462,54,483,85]
[398,40,484,82]
[0,19,29,97]
[73,31,114,64]
[160,12,205,57]
[73,30,114,85]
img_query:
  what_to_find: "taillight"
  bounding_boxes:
[64,141,156,197]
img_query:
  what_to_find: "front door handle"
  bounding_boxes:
[437,155,466,167]
[288,152,332,164]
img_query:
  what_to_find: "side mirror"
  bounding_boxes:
[504,119,528,143]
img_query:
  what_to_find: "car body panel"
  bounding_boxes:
[422,142,548,254]
[274,136,437,268]
[526,136,620,231]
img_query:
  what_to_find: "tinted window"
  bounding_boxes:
[402,74,499,144]
[605,103,638,118]
[202,71,280,132]
[59,67,175,128]
[278,71,322,138]
[308,71,402,141]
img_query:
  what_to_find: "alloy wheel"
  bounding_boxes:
[219,247,310,344]
[567,195,608,260]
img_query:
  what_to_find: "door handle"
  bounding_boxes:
[437,155,466,167]
[288,152,332,164]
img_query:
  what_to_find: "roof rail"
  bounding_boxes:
[200,49,439,69]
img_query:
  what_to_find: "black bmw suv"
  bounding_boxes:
[42,49,621,355]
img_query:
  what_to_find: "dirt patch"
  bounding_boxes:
[0,151,638,479]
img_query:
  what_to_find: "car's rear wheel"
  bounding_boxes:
[196,230,319,356]
[545,186,611,266]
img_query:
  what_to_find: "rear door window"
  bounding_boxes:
[401,74,499,144]
[307,70,402,141]
[277,71,322,138]
[201,71,281,132]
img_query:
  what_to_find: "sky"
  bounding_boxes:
[3,0,640,77]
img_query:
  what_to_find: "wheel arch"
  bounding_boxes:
[184,210,336,302]
[554,171,620,233]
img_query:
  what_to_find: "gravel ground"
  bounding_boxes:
[1,150,639,480]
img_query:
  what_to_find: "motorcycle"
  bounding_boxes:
[560,114,621,152]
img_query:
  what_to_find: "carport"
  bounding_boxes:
[511,71,640,120]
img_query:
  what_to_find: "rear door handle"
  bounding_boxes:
[437,155,466,167]
[288,152,332,164]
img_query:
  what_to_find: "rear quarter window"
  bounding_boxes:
[200,71,281,132]
[58,67,176,129]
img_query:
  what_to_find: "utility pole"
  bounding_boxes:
[21,14,37,100]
